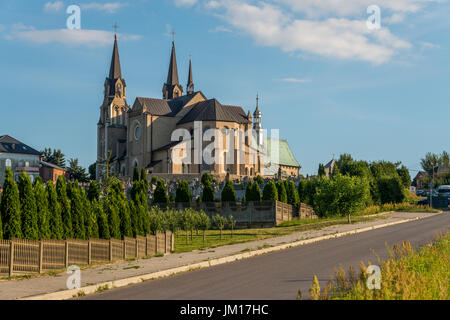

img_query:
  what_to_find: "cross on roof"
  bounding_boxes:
[113,23,119,34]
[171,29,176,42]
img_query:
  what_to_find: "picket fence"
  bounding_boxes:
[0,231,174,276]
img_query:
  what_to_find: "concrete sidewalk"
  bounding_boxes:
[0,211,441,300]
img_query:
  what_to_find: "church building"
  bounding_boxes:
[97,35,267,181]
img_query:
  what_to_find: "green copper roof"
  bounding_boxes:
[264,137,300,168]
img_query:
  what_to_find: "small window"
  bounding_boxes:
[5,159,11,167]
[25,162,29,167]
[134,125,141,140]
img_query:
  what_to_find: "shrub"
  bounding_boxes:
[153,180,169,206]
[262,181,278,201]
[221,180,236,202]
[212,214,227,240]
[276,181,287,203]
[376,177,405,204]
[176,180,191,203]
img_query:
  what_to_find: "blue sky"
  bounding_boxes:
[1,0,449,176]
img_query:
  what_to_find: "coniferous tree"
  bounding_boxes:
[133,167,140,182]
[152,180,169,206]
[34,177,50,239]
[286,180,300,207]
[1,168,22,239]
[56,176,72,238]
[46,182,63,239]
[18,171,39,240]
[130,200,142,237]
[262,181,278,201]
[250,181,261,202]
[276,181,288,203]
[175,180,191,203]
[202,180,215,202]
[221,180,236,202]
[106,195,121,239]
[245,181,254,202]
[96,200,110,239]
[87,181,100,202]
[70,182,86,239]
[112,181,133,238]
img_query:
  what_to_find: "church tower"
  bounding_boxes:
[253,94,263,146]
[162,41,183,99]
[97,34,129,180]
[186,56,194,95]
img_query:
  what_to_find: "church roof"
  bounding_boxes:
[0,135,41,156]
[177,99,250,125]
[264,138,300,168]
[136,92,203,116]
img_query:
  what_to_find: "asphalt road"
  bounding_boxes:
[84,213,449,300]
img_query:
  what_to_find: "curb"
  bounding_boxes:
[21,214,432,300]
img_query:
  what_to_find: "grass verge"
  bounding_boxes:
[307,231,449,300]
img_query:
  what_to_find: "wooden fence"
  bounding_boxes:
[0,231,174,276]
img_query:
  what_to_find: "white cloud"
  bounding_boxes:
[174,0,198,7]
[81,2,127,14]
[203,1,412,64]
[4,27,140,47]
[44,1,64,12]
[419,41,441,49]
[279,78,311,83]
[209,25,232,33]
[277,0,431,18]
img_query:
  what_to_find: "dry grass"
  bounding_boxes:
[308,231,449,300]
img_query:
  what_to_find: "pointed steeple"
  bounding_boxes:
[109,34,122,80]
[167,41,179,86]
[163,41,183,99]
[187,55,194,95]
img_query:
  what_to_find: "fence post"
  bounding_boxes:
[145,235,149,256]
[135,238,138,258]
[171,231,175,251]
[109,239,113,262]
[123,240,126,260]
[88,240,92,265]
[164,232,168,253]
[65,240,69,268]
[38,240,43,274]
[9,240,14,277]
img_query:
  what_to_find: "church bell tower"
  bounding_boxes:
[97,33,129,180]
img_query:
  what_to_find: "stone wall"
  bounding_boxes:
[158,200,317,228]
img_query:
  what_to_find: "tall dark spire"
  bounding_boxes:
[187,55,194,95]
[163,41,183,99]
[109,34,122,80]
[166,41,179,86]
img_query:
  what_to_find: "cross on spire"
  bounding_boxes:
[256,93,259,108]
[113,23,119,34]
[171,29,176,42]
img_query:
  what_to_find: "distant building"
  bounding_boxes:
[324,158,337,178]
[263,138,301,178]
[0,135,41,185]
[412,167,450,190]
[40,161,68,184]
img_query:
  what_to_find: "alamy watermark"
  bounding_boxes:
[367,5,381,30]
[366,265,381,290]
[66,265,81,290]
[66,5,81,30]
[166,122,279,168]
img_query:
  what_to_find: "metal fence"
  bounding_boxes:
[0,231,174,276]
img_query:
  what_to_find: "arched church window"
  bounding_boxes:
[134,125,141,140]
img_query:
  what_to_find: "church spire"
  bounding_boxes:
[167,41,179,86]
[187,55,194,95]
[109,34,122,80]
[163,40,183,99]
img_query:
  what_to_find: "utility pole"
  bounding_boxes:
[430,166,436,208]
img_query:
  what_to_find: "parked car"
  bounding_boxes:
[416,190,427,197]
[437,185,450,199]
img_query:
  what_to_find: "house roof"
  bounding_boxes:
[264,137,300,168]
[324,159,336,169]
[0,135,40,156]
[177,99,249,125]
[40,161,65,171]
